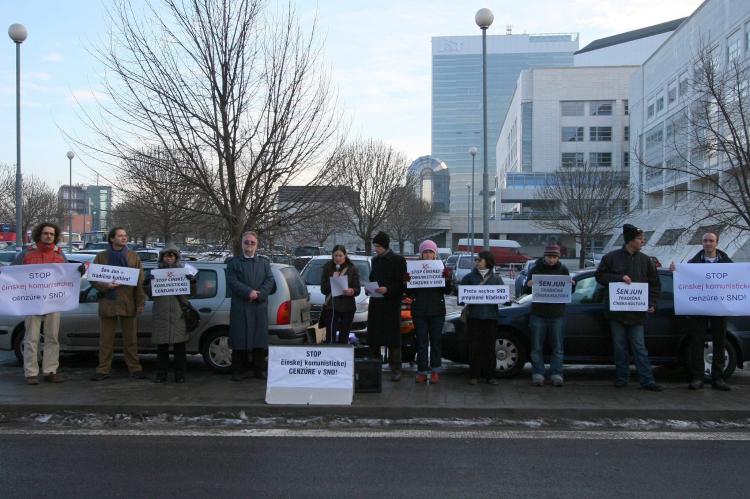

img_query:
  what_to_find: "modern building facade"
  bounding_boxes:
[87,186,112,233]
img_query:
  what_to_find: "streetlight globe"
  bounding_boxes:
[475,9,494,29]
[8,24,28,43]
[468,146,478,157]
[67,150,75,160]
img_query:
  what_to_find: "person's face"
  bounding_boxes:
[421,250,436,260]
[702,233,718,254]
[242,234,258,254]
[39,226,56,245]
[544,254,559,266]
[333,250,346,265]
[163,253,177,265]
[111,229,128,247]
[475,257,487,270]
[373,243,385,255]
[627,234,645,252]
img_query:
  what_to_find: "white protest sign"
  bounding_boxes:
[608,282,649,311]
[531,274,572,304]
[458,285,510,304]
[0,263,82,316]
[87,263,140,286]
[406,260,445,289]
[329,275,348,297]
[673,263,750,316]
[266,345,354,405]
[363,281,383,297]
[150,268,190,297]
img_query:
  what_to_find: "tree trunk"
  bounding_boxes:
[364,238,372,256]
[579,236,587,269]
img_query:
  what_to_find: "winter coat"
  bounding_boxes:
[595,246,660,325]
[367,249,407,346]
[226,254,275,350]
[687,249,733,264]
[460,268,502,320]
[144,246,197,345]
[12,242,68,265]
[320,260,361,314]
[91,248,146,318]
[408,265,452,318]
[523,257,570,318]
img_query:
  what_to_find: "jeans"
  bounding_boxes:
[23,313,61,377]
[413,315,444,373]
[529,315,565,378]
[610,320,656,386]
[689,316,727,381]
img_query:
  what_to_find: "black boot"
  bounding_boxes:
[231,349,246,382]
[252,348,267,380]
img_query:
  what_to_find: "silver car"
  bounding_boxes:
[0,260,311,372]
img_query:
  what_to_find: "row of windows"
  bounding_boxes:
[561,126,629,142]
[560,152,629,168]
[560,100,628,117]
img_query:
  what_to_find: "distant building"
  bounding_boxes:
[87,186,112,233]
[58,184,112,233]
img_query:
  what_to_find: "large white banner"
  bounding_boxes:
[674,263,750,316]
[608,282,649,311]
[87,263,140,286]
[458,285,510,304]
[406,260,445,289]
[531,274,572,304]
[150,268,190,296]
[266,345,354,405]
[0,263,82,316]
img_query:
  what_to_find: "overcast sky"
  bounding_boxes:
[1,0,704,189]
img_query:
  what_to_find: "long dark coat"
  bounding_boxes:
[367,249,407,346]
[595,246,660,325]
[226,255,275,350]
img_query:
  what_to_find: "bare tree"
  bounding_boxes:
[111,198,155,246]
[0,163,14,223]
[533,164,631,267]
[75,0,341,255]
[0,164,60,239]
[384,183,433,255]
[328,139,411,254]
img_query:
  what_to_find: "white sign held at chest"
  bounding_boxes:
[458,285,510,304]
[87,263,140,286]
[531,274,572,304]
[0,263,82,316]
[673,263,750,316]
[406,260,445,289]
[150,268,190,296]
[608,282,649,311]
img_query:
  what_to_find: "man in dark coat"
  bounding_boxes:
[227,231,274,381]
[596,224,662,391]
[367,231,407,381]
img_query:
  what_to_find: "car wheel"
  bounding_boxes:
[12,325,43,367]
[494,330,526,378]
[704,340,737,380]
[200,328,233,373]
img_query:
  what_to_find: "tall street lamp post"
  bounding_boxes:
[468,146,477,257]
[475,8,493,250]
[465,183,471,253]
[9,23,27,249]
[67,151,75,253]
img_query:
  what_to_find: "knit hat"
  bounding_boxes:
[623,224,643,244]
[543,244,561,257]
[418,239,438,255]
[373,231,390,249]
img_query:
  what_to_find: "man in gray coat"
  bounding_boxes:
[226,231,274,381]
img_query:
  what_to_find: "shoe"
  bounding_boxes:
[688,379,704,390]
[416,373,428,384]
[614,379,628,388]
[532,374,545,387]
[551,375,564,387]
[469,378,479,385]
[91,372,109,381]
[43,372,64,383]
[174,373,186,383]
[391,372,402,382]
[130,371,146,380]
[643,383,663,392]
[153,372,167,383]
[430,372,440,384]
[231,372,243,382]
[712,379,731,391]
[26,376,39,385]
[254,370,268,380]
[487,378,500,385]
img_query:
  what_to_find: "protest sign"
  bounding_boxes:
[0,263,81,316]
[608,282,649,311]
[673,263,750,316]
[266,345,354,405]
[87,263,140,286]
[531,274,572,304]
[406,260,445,289]
[150,268,190,297]
[458,285,510,304]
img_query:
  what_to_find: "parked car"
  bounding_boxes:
[514,259,536,297]
[0,260,312,373]
[441,269,750,379]
[450,254,505,294]
[0,250,16,266]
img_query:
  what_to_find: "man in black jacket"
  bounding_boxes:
[596,224,662,391]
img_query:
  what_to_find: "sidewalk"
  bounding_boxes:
[1,353,749,425]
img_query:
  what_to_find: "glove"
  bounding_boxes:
[403,272,411,283]
[186,274,197,282]
[144,274,154,282]
[78,264,87,275]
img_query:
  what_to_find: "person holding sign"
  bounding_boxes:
[319,245,360,344]
[523,244,570,387]
[407,239,451,384]
[90,227,147,381]
[595,224,662,391]
[144,246,197,383]
[670,232,733,391]
[460,251,502,386]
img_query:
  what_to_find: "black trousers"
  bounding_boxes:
[323,309,355,344]
[467,318,496,380]
[232,348,266,374]
[156,342,186,374]
[689,316,727,381]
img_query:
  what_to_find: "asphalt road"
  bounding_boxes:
[2,433,749,498]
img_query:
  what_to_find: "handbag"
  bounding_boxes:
[459,272,493,324]
[178,296,201,332]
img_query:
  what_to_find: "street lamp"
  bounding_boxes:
[465,184,471,253]
[9,23,27,249]
[475,8,493,250]
[67,151,75,253]
[468,146,478,257]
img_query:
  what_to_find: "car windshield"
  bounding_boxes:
[280,267,308,300]
[0,252,16,263]
[458,256,474,269]
[293,247,320,257]
[301,259,370,286]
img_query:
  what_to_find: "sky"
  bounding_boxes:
[1,0,705,192]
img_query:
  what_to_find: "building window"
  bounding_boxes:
[561,152,584,168]
[590,126,612,141]
[647,103,655,118]
[561,101,584,116]
[656,97,665,113]
[623,152,630,168]
[624,100,629,115]
[561,127,584,142]
[678,75,689,97]
[668,86,677,105]
[589,152,612,168]
[590,101,613,116]
[728,37,741,62]
[624,126,630,142]
[656,228,687,246]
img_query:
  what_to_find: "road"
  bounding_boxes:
[1,431,749,498]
